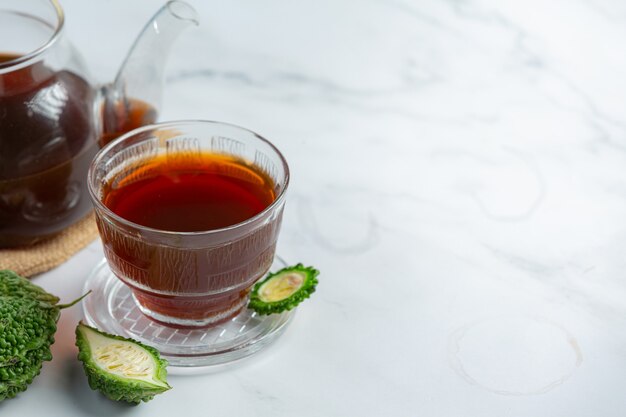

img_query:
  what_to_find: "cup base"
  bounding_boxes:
[81,257,295,373]
[132,291,248,328]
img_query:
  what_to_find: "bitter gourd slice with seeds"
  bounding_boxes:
[248,264,319,315]
[75,323,170,404]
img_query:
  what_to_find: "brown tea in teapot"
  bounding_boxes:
[0,53,155,247]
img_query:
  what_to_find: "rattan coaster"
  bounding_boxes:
[0,212,99,277]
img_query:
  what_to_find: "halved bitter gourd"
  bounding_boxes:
[248,264,319,315]
[75,323,170,404]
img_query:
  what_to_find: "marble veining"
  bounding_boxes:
[6,0,626,416]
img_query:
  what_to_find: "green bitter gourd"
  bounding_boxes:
[0,269,60,304]
[0,270,86,402]
[248,264,319,315]
[75,323,171,404]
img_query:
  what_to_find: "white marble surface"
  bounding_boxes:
[6,0,626,415]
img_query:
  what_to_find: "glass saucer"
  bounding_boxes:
[81,256,295,374]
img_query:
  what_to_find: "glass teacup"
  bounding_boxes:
[88,121,289,328]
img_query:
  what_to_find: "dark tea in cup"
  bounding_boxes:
[89,121,289,327]
[103,153,276,232]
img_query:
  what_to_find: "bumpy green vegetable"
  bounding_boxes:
[0,270,60,304]
[0,270,85,402]
[248,264,319,315]
[75,323,171,404]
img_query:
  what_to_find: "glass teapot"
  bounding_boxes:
[0,0,198,248]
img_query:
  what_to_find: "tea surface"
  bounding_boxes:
[103,153,276,232]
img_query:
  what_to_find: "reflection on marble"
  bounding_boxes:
[294,192,380,255]
[7,0,626,416]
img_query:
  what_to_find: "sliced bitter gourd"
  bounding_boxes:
[75,323,170,404]
[248,264,319,315]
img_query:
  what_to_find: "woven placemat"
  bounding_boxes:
[0,212,99,277]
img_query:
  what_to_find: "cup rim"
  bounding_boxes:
[87,119,290,236]
[0,0,65,70]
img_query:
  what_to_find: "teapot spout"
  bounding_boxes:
[100,1,198,144]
